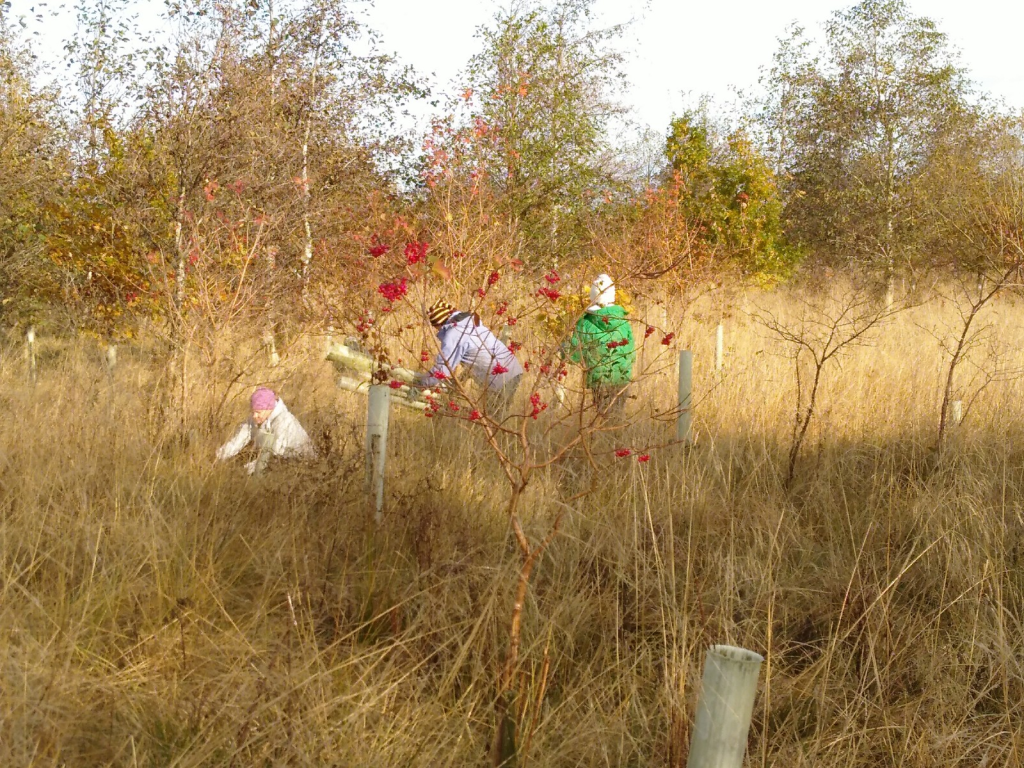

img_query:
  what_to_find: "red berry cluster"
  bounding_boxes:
[537,287,561,302]
[378,278,408,303]
[422,394,441,418]
[368,233,389,258]
[404,241,429,265]
[529,392,548,419]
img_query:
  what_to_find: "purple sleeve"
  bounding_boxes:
[421,326,465,387]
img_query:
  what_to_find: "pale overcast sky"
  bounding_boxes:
[362,0,1024,129]
[12,0,1024,133]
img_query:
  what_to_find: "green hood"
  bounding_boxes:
[565,305,635,387]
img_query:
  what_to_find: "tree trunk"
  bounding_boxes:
[301,117,313,278]
[174,185,187,314]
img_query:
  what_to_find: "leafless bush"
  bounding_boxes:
[753,284,903,487]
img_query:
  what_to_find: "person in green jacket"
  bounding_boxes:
[564,273,636,418]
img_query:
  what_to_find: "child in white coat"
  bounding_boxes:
[216,387,317,474]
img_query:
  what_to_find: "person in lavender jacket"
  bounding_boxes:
[418,299,524,419]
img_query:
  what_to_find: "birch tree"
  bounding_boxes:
[460,0,627,262]
[760,0,974,283]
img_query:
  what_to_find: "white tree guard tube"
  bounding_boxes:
[263,331,280,367]
[686,645,765,768]
[366,385,391,523]
[26,326,36,384]
[338,375,372,395]
[325,343,419,384]
[715,324,724,373]
[677,350,693,444]
[337,375,427,411]
[106,344,118,374]
[950,399,963,427]
[325,326,335,357]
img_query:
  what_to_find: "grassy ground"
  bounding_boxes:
[3,284,1024,766]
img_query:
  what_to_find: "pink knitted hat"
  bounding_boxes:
[250,387,276,411]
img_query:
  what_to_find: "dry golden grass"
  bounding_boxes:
[4,284,1024,766]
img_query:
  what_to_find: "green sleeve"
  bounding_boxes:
[565,319,584,364]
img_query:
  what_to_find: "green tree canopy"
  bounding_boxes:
[0,10,67,325]
[458,0,627,262]
[667,111,798,281]
[759,0,975,278]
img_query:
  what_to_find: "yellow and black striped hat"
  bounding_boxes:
[427,299,456,327]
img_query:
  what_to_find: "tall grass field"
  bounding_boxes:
[3,284,1024,766]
